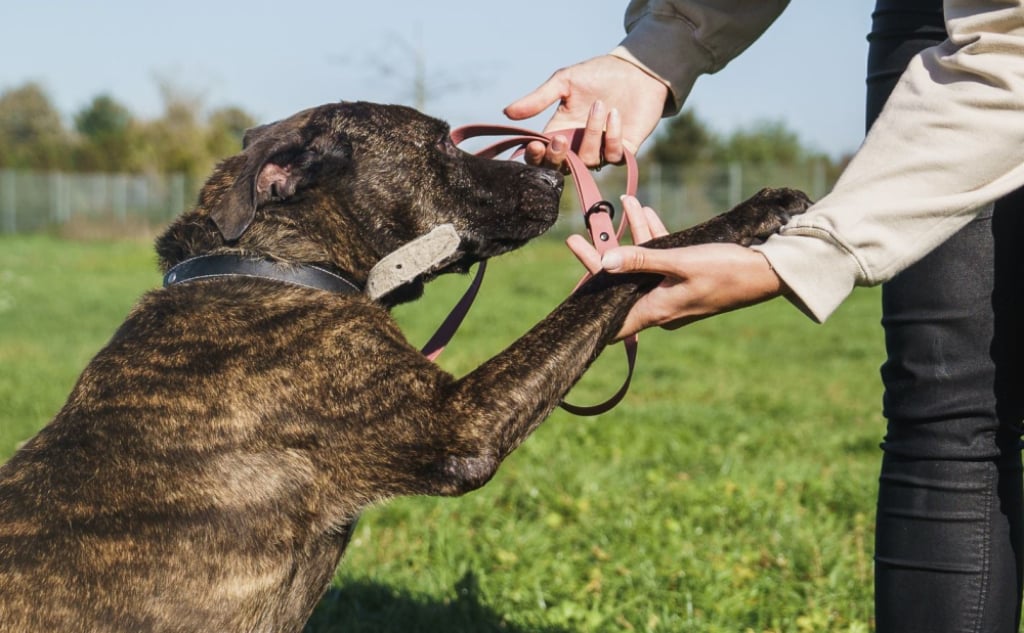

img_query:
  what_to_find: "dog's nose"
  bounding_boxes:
[532,168,564,190]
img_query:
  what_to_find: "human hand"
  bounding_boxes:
[566,196,785,339]
[504,55,668,168]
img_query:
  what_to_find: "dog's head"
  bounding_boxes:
[157,101,563,303]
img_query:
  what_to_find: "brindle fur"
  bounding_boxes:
[0,101,810,632]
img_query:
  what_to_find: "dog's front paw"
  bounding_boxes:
[726,187,812,244]
[643,187,813,251]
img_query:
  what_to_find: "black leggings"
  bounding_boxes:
[868,2,1024,631]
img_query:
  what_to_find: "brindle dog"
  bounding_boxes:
[0,101,810,632]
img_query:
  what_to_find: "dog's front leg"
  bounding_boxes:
[429,188,810,496]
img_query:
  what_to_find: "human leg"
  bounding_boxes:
[874,210,1024,630]
[867,1,1024,630]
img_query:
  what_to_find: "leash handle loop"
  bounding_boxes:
[558,336,638,416]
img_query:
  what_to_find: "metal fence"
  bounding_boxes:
[0,169,188,234]
[0,160,836,237]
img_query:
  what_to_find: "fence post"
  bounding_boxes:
[169,173,185,222]
[1,170,15,234]
[114,174,127,223]
[812,158,827,200]
[648,161,662,213]
[728,162,743,207]
[50,172,59,224]
[49,171,71,224]
[60,172,71,223]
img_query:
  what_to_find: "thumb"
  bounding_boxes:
[504,75,567,121]
[601,246,682,277]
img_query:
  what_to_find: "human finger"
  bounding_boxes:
[620,195,654,244]
[503,73,567,121]
[602,108,624,165]
[542,135,569,169]
[576,101,607,167]
[620,195,669,244]
[522,140,547,167]
[522,135,568,169]
[566,234,603,275]
[600,245,685,277]
[643,205,669,237]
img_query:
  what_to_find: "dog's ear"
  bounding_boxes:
[212,125,306,241]
[241,123,272,150]
[212,120,352,241]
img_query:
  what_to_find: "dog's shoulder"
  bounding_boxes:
[98,278,440,388]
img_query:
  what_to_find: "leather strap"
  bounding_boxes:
[449,124,640,416]
[163,254,361,294]
[421,260,487,361]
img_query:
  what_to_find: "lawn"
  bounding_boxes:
[0,233,885,632]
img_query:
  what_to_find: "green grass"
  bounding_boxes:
[0,234,885,632]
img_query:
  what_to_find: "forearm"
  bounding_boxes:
[754,0,1024,323]
[611,0,791,114]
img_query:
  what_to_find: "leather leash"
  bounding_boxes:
[442,124,640,416]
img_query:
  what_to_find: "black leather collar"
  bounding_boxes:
[163,254,361,295]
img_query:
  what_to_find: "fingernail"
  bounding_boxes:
[591,100,605,115]
[602,251,623,271]
[551,135,567,152]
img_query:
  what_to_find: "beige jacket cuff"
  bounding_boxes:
[751,230,863,324]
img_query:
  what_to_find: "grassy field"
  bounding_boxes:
[0,234,885,632]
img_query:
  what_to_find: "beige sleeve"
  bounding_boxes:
[609,0,790,114]
[753,1,1024,322]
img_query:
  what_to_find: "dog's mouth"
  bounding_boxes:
[468,207,560,260]
[436,234,533,275]
[432,210,554,276]
[444,167,562,263]
[510,167,564,234]
[386,164,563,284]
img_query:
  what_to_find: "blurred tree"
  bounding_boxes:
[647,113,812,168]
[0,77,257,182]
[206,106,256,159]
[73,94,137,172]
[0,82,71,169]
[713,119,804,166]
[138,78,216,181]
[74,94,131,140]
[647,108,715,167]
[120,78,258,206]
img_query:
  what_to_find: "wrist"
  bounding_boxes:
[604,50,672,113]
[752,250,784,297]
